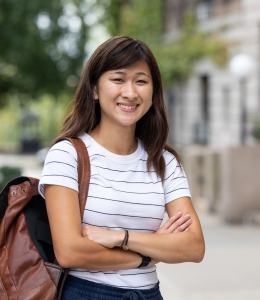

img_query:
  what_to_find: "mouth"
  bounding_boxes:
[117,103,139,111]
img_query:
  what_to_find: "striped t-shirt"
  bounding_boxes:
[39,133,191,290]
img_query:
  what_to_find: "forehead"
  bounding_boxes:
[107,60,152,76]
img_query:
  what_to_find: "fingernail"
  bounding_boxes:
[178,211,182,215]
[185,214,190,217]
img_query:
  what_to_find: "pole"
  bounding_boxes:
[240,77,247,145]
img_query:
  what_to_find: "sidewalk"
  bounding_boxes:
[0,153,43,179]
[1,153,260,300]
[158,211,260,300]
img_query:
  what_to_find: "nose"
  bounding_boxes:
[121,82,137,101]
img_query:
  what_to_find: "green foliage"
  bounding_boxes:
[0,0,89,106]
[0,96,20,150]
[0,94,70,151]
[115,0,163,45]
[99,1,229,87]
[0,166,22,190]
[153,15,229,86]
[99,0,162,44]
[252,120,260,141]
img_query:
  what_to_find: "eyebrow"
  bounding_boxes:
[110,71,151,78]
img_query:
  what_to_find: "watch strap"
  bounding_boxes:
[137,253,151,268]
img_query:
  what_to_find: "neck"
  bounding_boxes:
[89,121,137,155]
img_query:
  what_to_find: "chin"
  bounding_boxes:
[118,119,137,127]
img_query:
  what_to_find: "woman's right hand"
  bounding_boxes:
[156,212,192,234]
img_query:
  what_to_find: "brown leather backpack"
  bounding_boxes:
[0,138,90,300]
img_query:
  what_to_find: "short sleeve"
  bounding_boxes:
[163,151,191,204]
[38,140,78,198]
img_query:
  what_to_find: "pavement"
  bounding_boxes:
[1,153,260,300]
[0,153,43,179]
[158,211,260,300]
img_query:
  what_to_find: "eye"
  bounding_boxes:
[137,80,147,84]
[113,78,124,82]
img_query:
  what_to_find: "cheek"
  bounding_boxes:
[98,84,118,101]
[145,89,153,105]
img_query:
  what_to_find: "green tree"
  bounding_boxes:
[98,0,228,86]
[0,0,90,106]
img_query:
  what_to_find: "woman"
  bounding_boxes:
[39,36,205,300]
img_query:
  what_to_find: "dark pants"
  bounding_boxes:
[61,275,164,300]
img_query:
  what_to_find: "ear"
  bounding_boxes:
[93,86,98,100]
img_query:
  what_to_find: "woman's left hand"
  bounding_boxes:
[156,211,192,234]
[82,225,124,248]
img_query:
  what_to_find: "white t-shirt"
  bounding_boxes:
[39,133,191,290]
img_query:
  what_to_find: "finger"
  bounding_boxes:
[82,225,88,237]
[157,212,183,234]
[174,218,192,232]
[160,212,183,230]
[166,214,191,233]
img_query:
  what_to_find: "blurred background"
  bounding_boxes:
[1,0,260,299]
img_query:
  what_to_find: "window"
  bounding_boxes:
[196,0,213,21]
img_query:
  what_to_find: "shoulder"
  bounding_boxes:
[49,134,92,159]
[50,139,77,156]
[39,140,80,196]
[162,149,179,169]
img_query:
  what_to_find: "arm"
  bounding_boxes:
[83,197,205,264]
[127,197,205,263]
[45,184,141,270]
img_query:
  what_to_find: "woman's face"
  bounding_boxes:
[94,60,153,130]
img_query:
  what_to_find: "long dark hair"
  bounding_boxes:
[56,36,181,180]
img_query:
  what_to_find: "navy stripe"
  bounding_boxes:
[40,185,44,195]
[88,195,164,207]
[90,182,164,195]
[165,166,183,180]
[120,270,156,276]
[70,270,156,276]
[82,222,156,232]
[92,165,157,173]
[45,161,75,168]
[165,187,190,195]
[166,157,176,166]
[71,270,116,274]
[85,208,163,220]
[59,141,73,147]
[49,149,77,162]
[89,153,105,158]
[170,176,187,181]
[41,174,78,183]
[91,173,162,185]
[165,170,177,181]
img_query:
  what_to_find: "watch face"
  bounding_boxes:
[123,245,128,250]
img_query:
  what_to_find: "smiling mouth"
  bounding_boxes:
[117,104,138,110]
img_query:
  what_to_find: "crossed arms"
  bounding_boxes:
[45,185,205,270]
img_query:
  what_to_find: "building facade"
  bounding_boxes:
[164,0,260,148]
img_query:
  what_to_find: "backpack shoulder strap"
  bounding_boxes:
[56,137,90,219]
[55,137,90,300]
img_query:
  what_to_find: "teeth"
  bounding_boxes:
[118,104,137,109]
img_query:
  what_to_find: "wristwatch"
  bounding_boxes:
[137,253,151,268]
